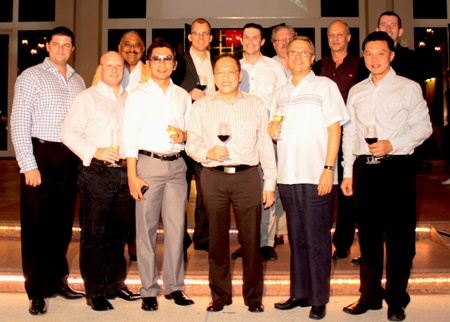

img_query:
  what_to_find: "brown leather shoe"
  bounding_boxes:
[248,303,264,312]
[206,299,232,312]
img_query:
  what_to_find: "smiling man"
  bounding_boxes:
[272,24,296,77]
[123,38,194,312]
[268,36,348,320]
[342,31,432,322]
[186,53,277,313]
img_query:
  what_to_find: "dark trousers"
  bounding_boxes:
[20,140,78,299]
[333,148,356,253]
[279,184,335,306]
[183,153,209,246]
[353,156,416,308]
[78,163,134,298]
[201,167,263,306]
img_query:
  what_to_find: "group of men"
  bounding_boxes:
[10,11,432,322]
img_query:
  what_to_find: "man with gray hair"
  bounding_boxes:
[271,24,296,77]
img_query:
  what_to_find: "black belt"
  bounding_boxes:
[356,154,409,165]
[210,165,254,174]
[91,158,127,168]
[32,137,64,146]
[139,150,181,161]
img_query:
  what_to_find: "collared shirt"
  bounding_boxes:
[186,90,277,191]
[123,78,192,158]
[343,68,432,178]
[61,81,127,166]
[122,60,143,93]
[190,47,214,92]
[273,55,291,78]
[239,54,287,109]
[11,57,86,173]
[271,71,349,185]
[312,53,360,103]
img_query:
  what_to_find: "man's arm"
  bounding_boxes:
[318,121,341,196]
[126,157,148,200]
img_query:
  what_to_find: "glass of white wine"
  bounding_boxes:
[109,128,121,167]
[272,111,285,140]
[167,119,179,150]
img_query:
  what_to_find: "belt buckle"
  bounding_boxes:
[224,166,236,174]
[161,154,173,161]
[366,156,380,165]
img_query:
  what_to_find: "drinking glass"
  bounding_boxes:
[109,128,121,167]
[217,122,231,161]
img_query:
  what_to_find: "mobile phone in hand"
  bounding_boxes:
[141,186,149,195]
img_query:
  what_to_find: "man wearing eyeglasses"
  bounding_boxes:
[123,38,194,312]
[186,53,277,313]
[312,20,361,263]
[62,51,140,311]
[272,25,296,77]
[235,23,286,262]
[268,36,348,320]
[173,18,215,257]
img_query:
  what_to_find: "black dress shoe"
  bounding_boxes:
[108,287,141,301]
[274,234,284,247]
[351,256,362,264]
[206,299,232,312]
[86,296,114,311]
[274,297,310,310]
[194,242,209,251]
[248,303,264,312]
[141,297,158,311]
[388,306,406,321]
[164,290,194,306]
[332,249,349,260]
[53,284,85,299]
[343,299,382,315]
[29,298,47,315]
[261,246,278,260]
[231,247,242,259]
[309,305,326,320]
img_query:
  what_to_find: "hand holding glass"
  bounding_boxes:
[109,128,121,167]
[272,112,285,139]
[364,125,379,164]
[217,122,231,161]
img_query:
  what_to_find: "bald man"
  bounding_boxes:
[62,51,140,311]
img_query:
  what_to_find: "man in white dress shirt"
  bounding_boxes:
[62,51,139,311]
[123,38,194,312]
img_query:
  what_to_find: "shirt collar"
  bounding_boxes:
[97,80,125,97]
[211,89,245,103]
[43,57,75,79]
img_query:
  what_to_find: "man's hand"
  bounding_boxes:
[341,178,353,196]
[368,139,393,157]
[267,120,282,140]
[93,147,120,164]
[262,190,275,209]
[318,169,333,196]
[128,175,149,201]
[24,169,41,187]
[189,88,205,101]
[168,126,185,143]
[206,145,229,162]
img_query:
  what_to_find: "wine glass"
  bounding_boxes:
[197,75,207,91]
[217,122,231,161]
[364,124,379,164]
[167,119,179,150]
[109,128,121,167]
[272,112,285,139]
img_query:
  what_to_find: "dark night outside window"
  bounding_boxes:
[18,30,51,75]
[19,0,55,22]
[109,0,146,19]
[0,0,13,22]
[321,0,359,17]
[413,0,447,19]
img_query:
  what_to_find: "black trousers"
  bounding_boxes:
[201,167,263,306]
[353,155,416,308]
[78,162,134,298]
[20,139,78,299]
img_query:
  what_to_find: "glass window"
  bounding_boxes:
[19,0,55,22]
[18,30,50,75]
[413,0,447,19]
[320,27,360,58]
[0,0,13,22]
[321,0,359,17]
[108,0,146,19]
[152,29,184,55]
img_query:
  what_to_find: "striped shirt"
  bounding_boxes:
[11,57,86,173]
[186,90,277,191]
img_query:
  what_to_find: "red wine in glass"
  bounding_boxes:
[218,135,230,142]
[365,137,378,145]
[197,84,207,91]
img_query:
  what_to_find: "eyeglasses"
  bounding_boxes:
[274,37,293,43]
[191,31,211,37]
[288,50,313,57]
[214,69,239,77]
[150,55,174,64]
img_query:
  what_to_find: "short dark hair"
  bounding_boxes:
[213,53,241,72]
[243,23,264,39]
[362,31,395,52]
[377,11,402,28]
[146,38,176,60]
[191,18,212,31]
[47,26,75,46]
[120,30,144,45]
